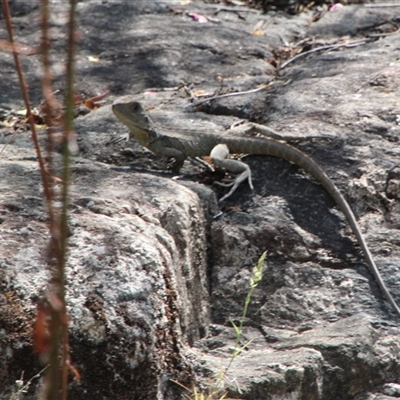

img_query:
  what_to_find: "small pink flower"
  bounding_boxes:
[188,13,208,23]
[329,3,344,11]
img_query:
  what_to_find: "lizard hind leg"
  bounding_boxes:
[210,144,254,202]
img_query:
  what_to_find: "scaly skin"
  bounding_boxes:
[112,100,400,317]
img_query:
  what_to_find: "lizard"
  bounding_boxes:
[111,99,400,317]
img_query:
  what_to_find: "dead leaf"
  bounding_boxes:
[88,55,100,62]
[192,90,207,96]
[84,90,110,109]
[0,38,39,55]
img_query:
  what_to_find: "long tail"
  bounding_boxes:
[228,136,400,316]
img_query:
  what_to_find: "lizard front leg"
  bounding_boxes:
[147,141,186,172]
[210,144,253,202]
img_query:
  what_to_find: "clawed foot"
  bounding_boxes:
[215,170,254,202]
[210,143,254,202]
[167,158,185,173]
[105,132,130,146]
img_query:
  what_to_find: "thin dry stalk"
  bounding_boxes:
[2,0,78,397]
[39,1,65,398]
[39,0,78,398]
[2,0,55,222]
[59,0,78,396]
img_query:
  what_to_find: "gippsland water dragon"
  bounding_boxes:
[111,99,400,317]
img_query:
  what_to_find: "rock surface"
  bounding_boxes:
[1,1,400,399]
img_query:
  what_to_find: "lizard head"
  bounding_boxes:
[112,100,154,146]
